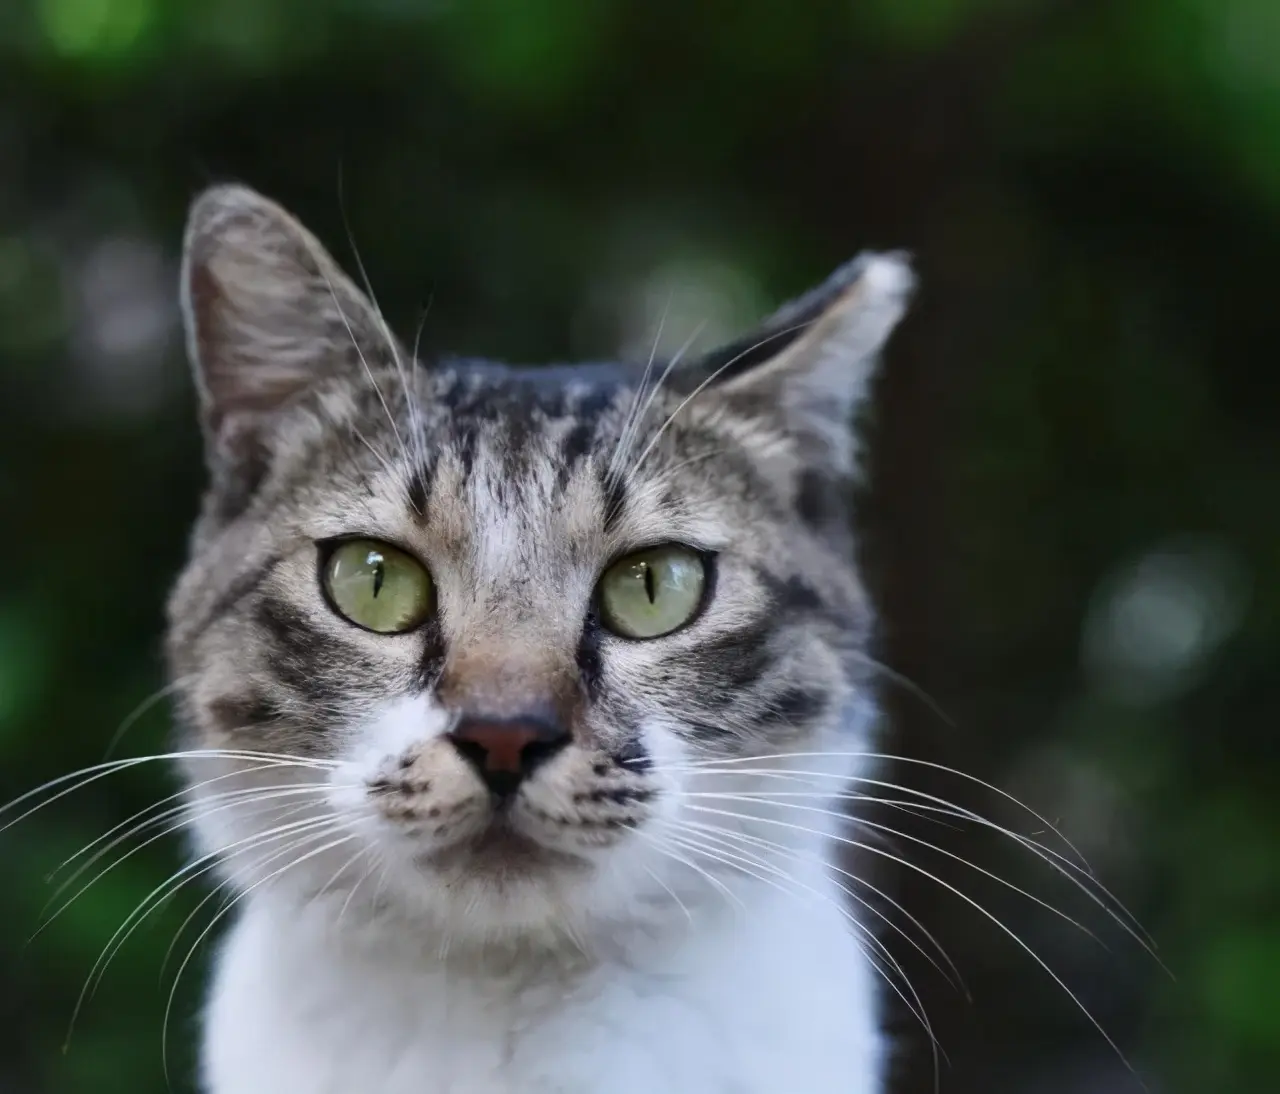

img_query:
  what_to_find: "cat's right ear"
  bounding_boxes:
[180,185,387,457]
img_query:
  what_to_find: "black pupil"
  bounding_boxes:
[643,561,656,604]
[370,555,385,598]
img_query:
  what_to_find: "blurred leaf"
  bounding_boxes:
[0,600,56,735]
[852,0,1043,50]
[429,0,616,114]
[1200,929,1280,1049]
[37,0,157,61]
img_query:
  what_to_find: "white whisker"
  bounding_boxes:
[337,184,429,499]
[310,233,410,490]
[661,826,943,1079]
[687,793,1102,943]
[1,749,333,834]
[631,827,745,914]
[102,676,194,760]
[679,751,1095,873]
[675,817,967,997]
[70,814,341,1031]
[37,786,330,938]
[683,763,1156,956]
[46,766,329,889]
[605,288,672,488]
[161,829,357,1085]
[627,320,812,480]
[607,320,708,501]
[683,801,1137,1074]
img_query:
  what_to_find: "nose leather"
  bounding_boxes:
[448,714,570,796]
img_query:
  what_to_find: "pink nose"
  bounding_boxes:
[447,715,570,797]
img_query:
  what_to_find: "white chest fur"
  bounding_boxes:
[202,877,885,1094]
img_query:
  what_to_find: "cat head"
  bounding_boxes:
[165,185,913,948]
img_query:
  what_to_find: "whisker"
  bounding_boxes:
[1,750,334,834]
[681,753,1098,877]
[157,822,346,983]
[626,320,814,481]
[310,223,411,495]
[684,802,1138,1075]
[846,653,956,727]
[605,288,672,488]
[410,290,435,372]
[348,422,401,484]
[311,844,369,910]
[631,828,745,914]
[827,788,1155,962]
[337,178,429,497]
[683,765,1156,956]
[643,864,693,924]
[606,319,708,504]
[676,817,967,997]
[68,814,341,1038]
[647,447,738,478]
[660,827,942,1078]
[161,829,356,1085]
[36,787,330,938]
[687,794,1102,944]
[337,854,381,929]
[102,676,194,760]
[47,765,328,887]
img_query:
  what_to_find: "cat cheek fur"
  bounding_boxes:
[168,184,913,1093]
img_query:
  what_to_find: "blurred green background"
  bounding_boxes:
[1,0,1278,1091]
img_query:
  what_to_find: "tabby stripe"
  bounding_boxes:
[255,598,370,708]
[185,554,282,646]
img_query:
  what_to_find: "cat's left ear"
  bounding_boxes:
[696,252,914,477]
[180,184,390,447]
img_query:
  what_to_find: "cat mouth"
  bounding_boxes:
[421,812,587,877]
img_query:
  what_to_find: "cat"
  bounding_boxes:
[165,183,914,1094]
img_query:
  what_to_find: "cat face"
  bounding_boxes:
[165,186,912,946]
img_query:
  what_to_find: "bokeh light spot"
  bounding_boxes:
[38,0,154,60]
[1082,537,1250,706]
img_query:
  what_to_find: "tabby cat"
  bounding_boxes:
[166,184,913,1093]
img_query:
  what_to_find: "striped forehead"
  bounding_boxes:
[407,373,730,581]
[464,420,597,571]
[412,378,617,586]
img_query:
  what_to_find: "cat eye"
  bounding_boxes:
[321,539,434,634]
[597,545,708,640]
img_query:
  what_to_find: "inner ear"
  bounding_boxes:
[692,252,914,476]
[180,185,394,442]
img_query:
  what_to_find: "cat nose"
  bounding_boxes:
[447,714,571,798]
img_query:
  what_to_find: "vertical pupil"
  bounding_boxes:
[643,561,656,604]
[370,556,386,598]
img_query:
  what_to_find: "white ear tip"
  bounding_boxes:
[856,251,916,305]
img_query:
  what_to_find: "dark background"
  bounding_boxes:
[1,1,1277,1092]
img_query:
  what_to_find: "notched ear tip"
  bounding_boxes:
[710,248,917,478]
[796,250,916,376]
[850,250,916,306]
[824,250,917,333]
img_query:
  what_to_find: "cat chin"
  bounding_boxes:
[356,854,659,947]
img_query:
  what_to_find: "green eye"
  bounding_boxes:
[598,545,707,639]
[322,539,434,634]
